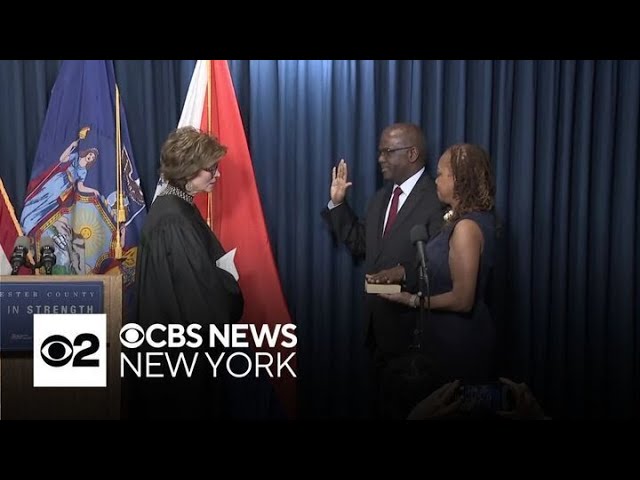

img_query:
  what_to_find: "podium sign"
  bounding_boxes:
[0,281,104,351]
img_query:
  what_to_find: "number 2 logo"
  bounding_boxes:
[40,333,100,367]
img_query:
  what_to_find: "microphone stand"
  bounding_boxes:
[406,255,430,385]
[411,256,430,352]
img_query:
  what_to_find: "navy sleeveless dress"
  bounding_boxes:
[421,210,497,383]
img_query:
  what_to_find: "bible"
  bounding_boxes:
[364,280,401,294]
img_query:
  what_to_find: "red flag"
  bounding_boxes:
[167,60,297,417]
[0,177,24,275]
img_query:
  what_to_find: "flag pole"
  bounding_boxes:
[114,85,124,259]
[206,60,213,229]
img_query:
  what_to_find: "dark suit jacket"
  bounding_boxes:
[322,171,444,355]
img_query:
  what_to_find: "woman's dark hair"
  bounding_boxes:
[79,148,99,165]
[446,143,495,223]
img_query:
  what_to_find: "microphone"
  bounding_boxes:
[39,236,56,275]
[10,236,31,275]
[409,224,429,276]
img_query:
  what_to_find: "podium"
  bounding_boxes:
[0,275,122,419]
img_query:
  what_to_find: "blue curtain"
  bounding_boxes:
[1,60,638,419]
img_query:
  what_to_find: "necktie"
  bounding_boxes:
[383,186,403,236]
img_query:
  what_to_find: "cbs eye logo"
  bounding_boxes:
[119,323,145,349]
[33,314,106,387]
[40,333,100,367]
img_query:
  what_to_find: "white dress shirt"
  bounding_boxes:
[380,167,425,232]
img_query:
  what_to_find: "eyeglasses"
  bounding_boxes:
[377,146,414,157]
[203,164,219,175]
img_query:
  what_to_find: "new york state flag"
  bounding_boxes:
[20,60,146,292]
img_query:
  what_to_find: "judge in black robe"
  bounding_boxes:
[126,126,244,420]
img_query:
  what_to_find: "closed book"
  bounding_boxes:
[364,281,401,294]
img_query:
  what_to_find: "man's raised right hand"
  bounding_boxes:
[330,159,353,205]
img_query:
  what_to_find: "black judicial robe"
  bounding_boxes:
[126,194,244,419]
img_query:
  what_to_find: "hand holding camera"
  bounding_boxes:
[496,377,548,420]
[407,377,549,420]
[407,379,463,420]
